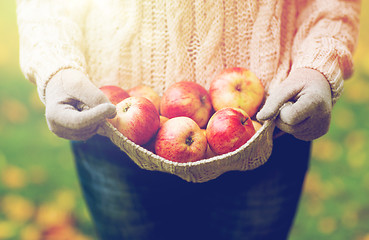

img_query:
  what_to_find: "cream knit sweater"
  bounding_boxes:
[16,0,360,105]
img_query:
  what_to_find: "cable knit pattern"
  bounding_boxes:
[16,0,89,102]
[17,0,360,105]
[291,0,361,104]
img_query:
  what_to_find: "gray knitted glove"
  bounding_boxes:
[45,69,116,140]
[257,68,332,141]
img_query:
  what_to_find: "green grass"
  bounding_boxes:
[0,69,96,239]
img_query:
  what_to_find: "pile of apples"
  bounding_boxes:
[100,67,265,163]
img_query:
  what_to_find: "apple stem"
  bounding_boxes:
[200,95,207,105]
[123,104,131,112]
[186,136,194,146]
[242,117,249,125]
[235,84,242,92]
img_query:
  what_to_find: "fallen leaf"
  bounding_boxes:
[0,98,29,124]
[1,194,35,223]
[1,165,27,189]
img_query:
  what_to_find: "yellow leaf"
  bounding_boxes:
[318,217,337,235]
[360,233,369,240]
[1,194,35,223]
[0,221,17,239]
[41,224,76,240]
[0,42,9,66]
[20,224,42,240]
[29,89,45,111]
[54,189,76,212]
[344,130,367,152]
[344,78,369,104]
[0,98,29,124]
[347,150,366,169]
[305,199,323,217]
[1,165,27,189]
[312,138,342,162]
[303,171,328,204]
[303,171,323,196]
[332,106,356,130]
[35,203,72,229]
[341,209,358,229]
[74,234,94,240]
[28,166,48,184]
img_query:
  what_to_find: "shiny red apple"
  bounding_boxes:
[206,107,256,155]
[160,81,212,128]
[127,84,161,112]
[99,85,130,105]
[155,117,207,163]
[108,96,160,146]
[209,67,264,117]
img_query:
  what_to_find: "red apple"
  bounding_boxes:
[206,107,256,155]
[108,96,160,146]
[209,67,264,117]
[160,81,212,128]
[127,84,161,112]
[155,117,207,163]
[100,85,130,105]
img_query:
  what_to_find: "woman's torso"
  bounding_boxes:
[84,0,297,95]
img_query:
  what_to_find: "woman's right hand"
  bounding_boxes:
[45,69,116,141]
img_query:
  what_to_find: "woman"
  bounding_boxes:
[16,1,360,239]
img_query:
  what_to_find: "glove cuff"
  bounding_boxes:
[292,38,354,105]
[40,66,87,105]
[292,64,342,106]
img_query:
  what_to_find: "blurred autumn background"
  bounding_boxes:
[0,1,368,240]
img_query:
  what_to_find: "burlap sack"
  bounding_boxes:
[98,117,275,183]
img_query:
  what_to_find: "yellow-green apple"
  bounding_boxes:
[142,115,170,153]
[108,96,160,146]
[252,120,262,132]
[159,115,169,128]
[99,85,130,105]
[160,81,212,128]
[206,107,256,155]
[127,84,161,112]
[200,129,217,159]
[155,117,207,163]
[209,67,264,117]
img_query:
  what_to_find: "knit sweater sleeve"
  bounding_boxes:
[16,0,90,103]
[291,0,360,104]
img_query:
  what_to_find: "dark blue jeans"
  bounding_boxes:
[71,133,310,240]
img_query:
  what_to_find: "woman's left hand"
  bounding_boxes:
[257,68,332,141]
